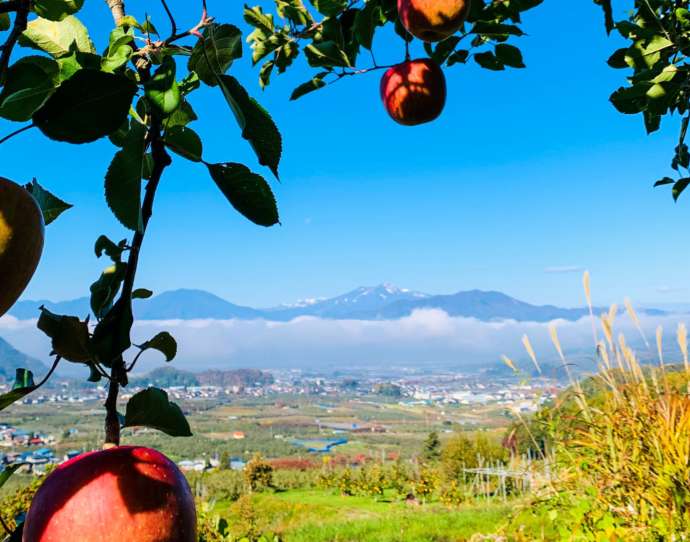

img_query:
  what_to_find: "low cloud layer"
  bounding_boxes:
[2,309,689,377]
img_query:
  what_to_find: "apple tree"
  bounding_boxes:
[0,0,284,539]
[0,0,687,540]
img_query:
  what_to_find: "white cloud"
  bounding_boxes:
[1,309,688,376]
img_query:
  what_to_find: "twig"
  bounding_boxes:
[34,356,61,389]
[328,64,393,87]
[0,0,29,84]
[162,3,212,45]
[160,0,177,39]
[0,123,33,145]
[126,348,146,372]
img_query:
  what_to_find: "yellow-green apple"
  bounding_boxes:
[0,177,43,317]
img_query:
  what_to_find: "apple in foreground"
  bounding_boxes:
[0,177,44,318]
[380,58,447,126]
[397,0,471,42]
[23,446,197,542]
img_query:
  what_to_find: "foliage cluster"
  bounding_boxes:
[504,281,690,540]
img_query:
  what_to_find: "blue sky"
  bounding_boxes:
[6,0,689,309]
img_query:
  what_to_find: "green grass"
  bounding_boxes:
[217,489,519,542]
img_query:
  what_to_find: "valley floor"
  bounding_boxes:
[214,489,539,542]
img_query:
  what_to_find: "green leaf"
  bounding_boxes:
[290,75,327,100]
[607,48,629,69]
[132,288,153,299]
[33,69,137,143]
[354,1,381,50]
[474,51,504,71]
[56,50,100,81]
[654,177,674,187]
[244,5,274,35]
[91,297,133,367]
[312,0,347,17]
[90,262,127,319]
[673,178,690,201]
[19,15,95,58]
[0,13,9,31]
[610,84,648,114]
[207,162,279,227]
[163,126,202,162]
[33,0,84,21]
[165,100,198,128]
[495,44,525,68]
[447,49,469,66]
[102,27,134,73]
[677,8,690,28]
[304,41,351,68]
[593,0,614,34]
[179,73,201,96]
[141,331,177,362]
[0,56,59,121]
[217,75,282,178]
[673,144,690,171]
[258,60,275,89]
[37,307,92,363]
[95,235,126,261]
[0,464,21,488]
[0,370,36,411]
[123,387,192,437]
[24,178,72,225]
[105,121,146,231]
[145,56,180,115]
[188,23,242,86]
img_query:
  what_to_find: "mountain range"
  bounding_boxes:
[0,336,47,381]
[7,283,666,323]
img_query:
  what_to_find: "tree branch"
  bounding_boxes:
[105,0,126,24]
[0,0,30,84]
[102,0,172,448]
[35,356,61,389]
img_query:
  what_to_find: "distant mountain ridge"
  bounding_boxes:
[9,284,665,323]
[0,337,47,381]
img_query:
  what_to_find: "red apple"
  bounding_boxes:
[380,58,446,126]
[398,0,471,42]
[23,446,197,542]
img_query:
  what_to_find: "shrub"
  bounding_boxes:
[244,454,274,493]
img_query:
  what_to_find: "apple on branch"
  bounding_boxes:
[22,446,197,542]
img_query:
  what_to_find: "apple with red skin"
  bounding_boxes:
[398,0,471,42]
[380,58,446,126]
[23,446,197,542]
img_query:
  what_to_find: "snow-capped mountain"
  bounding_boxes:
[265,283,430,320]
[8,284,665,323]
